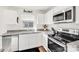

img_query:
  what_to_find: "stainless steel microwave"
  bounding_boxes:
[53,6,75,23]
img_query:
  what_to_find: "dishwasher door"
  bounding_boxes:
[2,36,11,52]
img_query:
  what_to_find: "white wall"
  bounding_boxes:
[17,9,47,30]
[17,10,35,30]
[45,6,79,30]
[0,8,18,34]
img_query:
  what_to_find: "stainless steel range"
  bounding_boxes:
[48,28,79,52]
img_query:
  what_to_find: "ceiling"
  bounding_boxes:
[16,6,54,10]
[16,6,55,13]
[0,6,54,11]
[0,6,55,13]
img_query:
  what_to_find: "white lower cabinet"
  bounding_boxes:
[19,33,42,51]
[42,34,48,51]
[11,35,18,51]
[19,34,29,50]
[67,40,79,52]
[1,32,47,52]
[0,36,2,51]
[2,35,18,52]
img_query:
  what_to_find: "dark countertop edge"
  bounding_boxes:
[0,31,42,37]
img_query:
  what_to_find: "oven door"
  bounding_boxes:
[48,39,65,52]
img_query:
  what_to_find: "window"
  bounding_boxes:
[23,21,33,28]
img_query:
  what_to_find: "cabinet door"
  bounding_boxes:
[28,33,42,49]
[19,34,29,50]
[11,35,18,51]
[37,14,45,24]
[19,33,42,50]
[42,34,48,51]
[67,40,79,52]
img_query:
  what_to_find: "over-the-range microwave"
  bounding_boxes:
[53,6,75,23]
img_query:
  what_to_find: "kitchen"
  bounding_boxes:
[0,6,79,52]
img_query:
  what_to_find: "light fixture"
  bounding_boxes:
[23,9,32,13]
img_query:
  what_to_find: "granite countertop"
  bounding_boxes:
[0,31,41,36]
[0,29,52,36]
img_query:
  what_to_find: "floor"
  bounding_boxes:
[15,46,46,52]
[15,48,39,52]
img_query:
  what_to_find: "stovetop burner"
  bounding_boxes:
[48,32,79,44]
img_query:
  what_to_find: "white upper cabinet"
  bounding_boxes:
[45,10,53,24]
[37,14,45,24]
